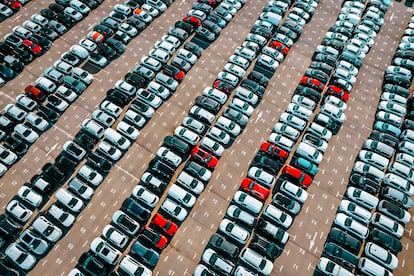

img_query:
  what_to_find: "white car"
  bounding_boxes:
[119,23,138,37]
[352,161,384,183]
[174,126,200,145]
[286,103,312,120]
[161,198,188,221]
[48,204,75,227]
[224,63,246,78]
[308,122,332,141]
[339,200,372,224]
[32,216,63,242]
[167,184,196,208]
[17,186,42,208]
[79,38,97,52]
[14,123,39,143]
[346,186,379,210]
[358,150,389,170]
[0,3,13,17]
[273,123,300,141]
[233,191,263,215]
[78,164,103,186]
[119,255,152,276]
[202,248,234,275]
[371,213,404,238]
[136,88,163,108]
[263,204,293,229]
[296,142,323,164]
[90,237,121,265]
[6,199,33,223]
[100,100,123,118]
[117,121,140,141]
[200,137,225,157]
[334,213,369,239]
[226,205,256,227]
[203,87,228,104]
[257,54,279,71]
[56,86,77,102]
[156,146,182,168]
[364,242,398,270]
[378,101,406,117]
[5,243,36,271]
[268,133,294,152]
[279,180,308,203]
[0,144,18,165]
[318,257,353,276]
[132,185,159,208]
[216,116,241,136]
[219,218,250,245]
[55,188,84,212]
[97,141,122,161]
[102,224,129,249]
[72,67,93,84]
[229,98,254,116]
[206,126,231,146]
[217,71,239,86]
[148,81,171,99]
[155,73,179,91]
[176,171,205,194]
[321,102,346,123]
[177,49,197,64]
[239,248,273,276]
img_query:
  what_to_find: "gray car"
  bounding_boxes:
[18,229,49,255]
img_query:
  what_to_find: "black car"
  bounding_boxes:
[248,71,269,87]
[40,8,57,20]
[97,43,116,60]
[369,130,398,148]
[55,154,77,174]
[272,192,301,216]
[3,55,24,73]
[49,3,65,13]
[328,25,352,38]
[349,173,380,194]
[138,226,167,249]
[0,214,22,240]
[309,61,333,75]
[312,53,336,67]
[304,68,329,84]
[340,51,363,68]
[55,0,71,6]
[29,34,52,50]
[194,96,221,114]
[0,64,14,80]
[148,159,174,181]
[81,0,99,9]
[327,227,362,255]
[183,41,203,58]
[106,38,126,54]
[263,5,283,15]
[93,24,114,37]
[240,79,265,97]
[323,242,358,270]
[109,12,126,23]
[294,85,321,102]
[126,17,146,31]
[56,13,75,28]
[73,131,97,152]
[251,26,273,39]
[394,49,414,60]
[369,228,402,254]
[382,83,410,98]
[163,135,190,157]
[277,26,298,42]
[42,162,66,185]
[37,105,60,123]
[174,21,194,33]
[192,2,212,13]
[121,197,151,223]
[207,233,239,260]
[251,234,283,260]
[106,89,130,106]
[185,161,209,182]
[86,152,113,174]
[78,252,107,276]
[252,153,281,174]
[384,73,411,89]
[130,240,159,268]
[4,135,28,156]
[202,20,222,36]
[125,72,148,88]
[12,48,33,64]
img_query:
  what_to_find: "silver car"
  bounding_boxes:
[18,229,49,255]
[32,216,63,242]
[5,243,36,271]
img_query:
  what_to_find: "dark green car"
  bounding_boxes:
[62,75,86,94]
[323,242,358,270]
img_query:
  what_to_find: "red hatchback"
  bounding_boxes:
[191,146,218,168]
[300,76,326,92]
[260,141,288,162]
[269,41,289,55]
[241,178,270,200]
[5,0,21,10]
[326,85,349,102]
[182,15,202,28]
[139,226,168,249]
[22,39,42,55]
[151,213,178,236]
[282,165,312,188]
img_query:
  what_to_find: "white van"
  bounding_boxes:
[167,184,196,208]
[296,142,323,164]
[358,257,393,276]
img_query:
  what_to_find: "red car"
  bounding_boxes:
[326,85,349,102]
[182,15,202,28]
[4,0,21,10]
[191,146,218,168]
[22,39,42,55]
[151,213,178,236]
[198,0,219,8]
[260,141,288,162]
[300,76,325,92]
[213,79,233,94]
[282,165,312,188]
[139,226,168,249]
[268,40,289,55]
[241,178,270,200]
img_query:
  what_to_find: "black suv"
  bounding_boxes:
[125,72,148,88]
[148,159,174,181]
[207,233,239,260]
[194,96,221,114]
[163,135,190,157]
[86,152,113,174]
[121,197,151,223]
[251,234,282,260]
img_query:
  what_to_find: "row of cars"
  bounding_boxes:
[0,0,183,176]
[0,0,30,21]
[317,10,414,276]
[0,0,184,273]
[192,0,326,275]
[0,0,107,86]
[67,0,254,274]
